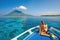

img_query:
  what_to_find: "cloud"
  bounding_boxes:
[16,5,27,10]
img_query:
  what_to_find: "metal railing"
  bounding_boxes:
[11,26,39,40]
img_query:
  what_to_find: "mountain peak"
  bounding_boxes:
[13,10,22,13]
[5,10,24,16]
[4,10,32,17]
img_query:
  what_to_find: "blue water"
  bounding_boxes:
[0,16,60,40]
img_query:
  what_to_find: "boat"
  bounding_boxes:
[11,25,60,40]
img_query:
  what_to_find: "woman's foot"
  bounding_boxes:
[39,32,50,36]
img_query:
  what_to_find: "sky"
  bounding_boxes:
[0,0,60,16]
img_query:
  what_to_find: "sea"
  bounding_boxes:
[0,16,60,40]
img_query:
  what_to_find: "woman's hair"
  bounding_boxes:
[41,21,44,24]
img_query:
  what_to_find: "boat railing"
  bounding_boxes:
[11,25,39,40]
[49,27,60,38]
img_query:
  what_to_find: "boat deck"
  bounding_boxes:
[24,32,52,40]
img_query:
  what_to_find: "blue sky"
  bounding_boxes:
[0,0,60,16]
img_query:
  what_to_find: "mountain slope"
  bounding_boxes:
[5,10,31,17]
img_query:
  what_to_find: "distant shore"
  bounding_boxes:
[41,15,60,17]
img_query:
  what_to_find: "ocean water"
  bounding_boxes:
[0,16,60,40]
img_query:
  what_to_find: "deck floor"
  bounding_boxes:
[24,32,52,40]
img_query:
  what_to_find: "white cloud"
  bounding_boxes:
[16,5,27,10]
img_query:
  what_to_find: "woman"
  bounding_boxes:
[39,21,50,36]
